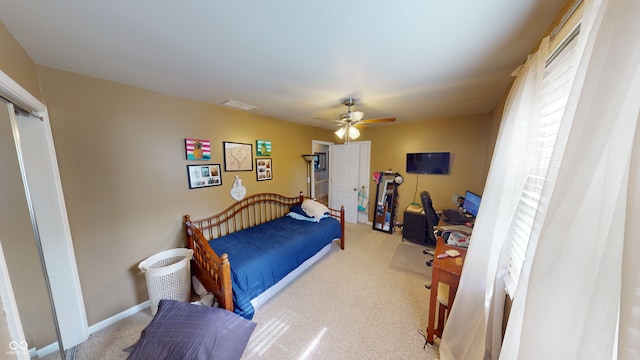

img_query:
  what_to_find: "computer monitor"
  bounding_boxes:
[462,190,481,217]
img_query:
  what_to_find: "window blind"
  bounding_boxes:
[504,28,580,297]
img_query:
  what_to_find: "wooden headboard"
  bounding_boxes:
[188,192,305,241]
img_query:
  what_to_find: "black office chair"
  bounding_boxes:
[421,191,439,245]
[421,191,440,269]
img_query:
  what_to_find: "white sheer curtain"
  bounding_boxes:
[438,39,548,360]
[440,0,640,358]
[501,0,640,357]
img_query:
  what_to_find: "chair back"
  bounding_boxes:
[420,191,439,244]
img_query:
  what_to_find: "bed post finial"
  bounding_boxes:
[340,205,345,250]
[184,215,193,239]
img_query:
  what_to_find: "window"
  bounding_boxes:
[504,26,581,297]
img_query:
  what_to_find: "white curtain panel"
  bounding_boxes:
[621,105,640,359]
[437,40,548,360]
[501,0,640,357]
[440,0,640,358]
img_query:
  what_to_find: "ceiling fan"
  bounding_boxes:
[333,98,395,142]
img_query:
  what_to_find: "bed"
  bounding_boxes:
[184,192,344,319]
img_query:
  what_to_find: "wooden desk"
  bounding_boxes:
[426,237,467,344]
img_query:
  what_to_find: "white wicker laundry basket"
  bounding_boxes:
[138,248,193,315]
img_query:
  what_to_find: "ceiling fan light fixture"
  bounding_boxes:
[331,97,395,143]
[348,126,360,139]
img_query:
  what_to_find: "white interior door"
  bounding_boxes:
[330,144,360,223]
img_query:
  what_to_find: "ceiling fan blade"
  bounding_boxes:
[361,117,396,124]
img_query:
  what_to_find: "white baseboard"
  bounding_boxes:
[88,300,150,334]
[34,300,150,358]
[32,343,55,358]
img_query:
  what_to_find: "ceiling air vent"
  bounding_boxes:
[221,99,256,111]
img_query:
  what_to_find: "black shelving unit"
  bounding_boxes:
[402,209,434,245]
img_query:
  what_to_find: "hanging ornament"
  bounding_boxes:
[230,176,247,201]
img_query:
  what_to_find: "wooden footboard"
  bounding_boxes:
[183,220,233,311]
[185,192,345,312]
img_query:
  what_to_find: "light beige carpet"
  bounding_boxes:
[39,223,440,360]
[389,240,434,281]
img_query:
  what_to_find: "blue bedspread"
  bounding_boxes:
[208,215,342,319]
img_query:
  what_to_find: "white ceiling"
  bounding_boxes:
[0,1,566,129]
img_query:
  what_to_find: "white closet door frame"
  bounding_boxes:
[0,70,88,351]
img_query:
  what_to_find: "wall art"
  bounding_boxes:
[223,142,253,171]
[187,164,222,189]
[185,138,211,160]
[256,140,271,156]
[230,176,247,201]
[314,153,326,170]
[256,158,272,181]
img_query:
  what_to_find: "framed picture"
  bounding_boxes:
[256,140,271,156]
[256,158,272,181]
[314,153,326,170]
[185,138,211,160]
[187,164,222,189]
[223,142,253,171]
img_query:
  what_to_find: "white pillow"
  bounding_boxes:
[301,199,330,222]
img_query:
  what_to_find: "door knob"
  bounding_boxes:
[353,188,357,191]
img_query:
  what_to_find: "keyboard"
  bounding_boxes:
[442,208,471,225]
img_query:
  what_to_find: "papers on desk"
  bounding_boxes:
[441,225,473,248]
[437,249,462,259]
[439,225,473,235]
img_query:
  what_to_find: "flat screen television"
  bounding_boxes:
[406,152,450,175]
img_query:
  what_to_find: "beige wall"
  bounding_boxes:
[362,114,493,221]
[0,22,41,100]
[36,66,337,325]
[0,22,57,349]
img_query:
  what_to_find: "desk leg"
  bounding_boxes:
[427,267,440,344]
[449,286,457,311]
